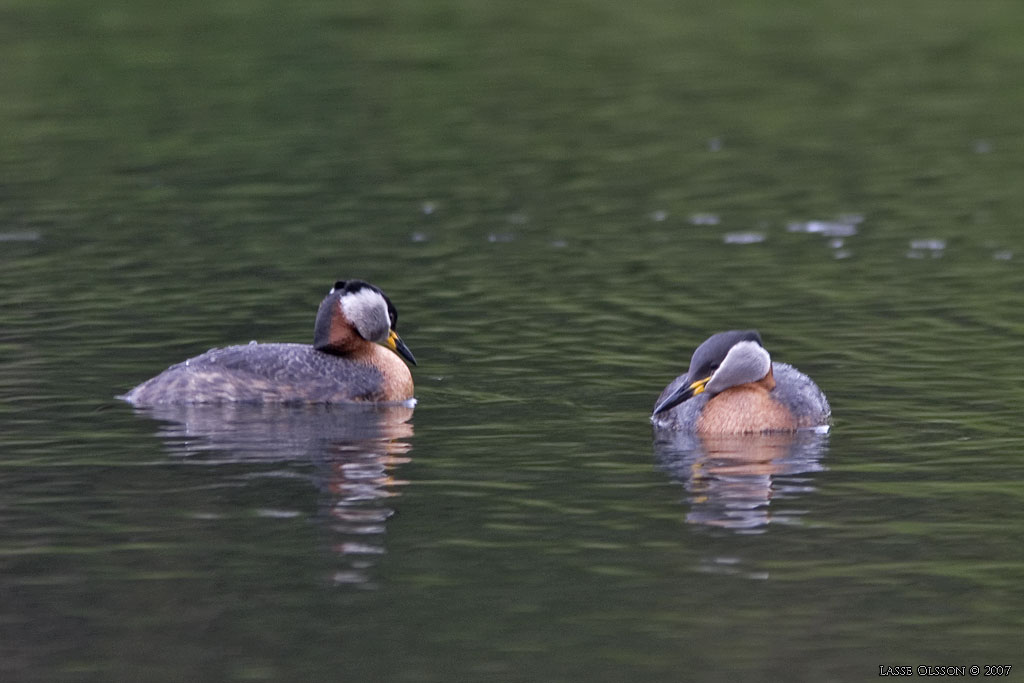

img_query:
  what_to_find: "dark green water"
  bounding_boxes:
[3,0,1024,680]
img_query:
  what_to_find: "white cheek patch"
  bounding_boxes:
[340,288,390,342]
[706,340,771,393]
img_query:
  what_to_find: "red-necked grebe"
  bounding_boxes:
[651,330,829,433]
[120,280,416,405]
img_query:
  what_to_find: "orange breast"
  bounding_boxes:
[696,385,797,434]
[363,344,414,401]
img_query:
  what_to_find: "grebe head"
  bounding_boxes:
[313,280,416,365]
[653,330,769,415]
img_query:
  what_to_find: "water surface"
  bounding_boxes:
[3,0,1024,680]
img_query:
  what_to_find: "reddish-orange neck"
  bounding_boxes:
[697,376,795,434]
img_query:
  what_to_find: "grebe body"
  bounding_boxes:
[652,330,829,434]
[121,280,415,405]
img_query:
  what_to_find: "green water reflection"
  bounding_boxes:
[3,0,1024,680]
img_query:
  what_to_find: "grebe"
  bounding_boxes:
[120,280,416,405]
[651,330,829,433]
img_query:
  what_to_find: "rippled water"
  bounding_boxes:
[3,0,1024,680]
